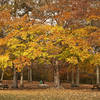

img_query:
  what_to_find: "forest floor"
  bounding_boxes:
[1,80,94,90]
[0,81,100,100]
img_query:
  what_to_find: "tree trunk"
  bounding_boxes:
[28,66,33,82]
[71,67,74,85]
[20,69,24,88]
[29,66,32,82]
[28,67,30,82]
[54,60,60,88]
[67,69,69,82]
[0,70,4,81]
[12,67,18,88]
[96,66,99,84]
[76,65,80,87]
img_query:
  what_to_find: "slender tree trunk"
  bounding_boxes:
[28,66,33,82]
[12,67,18,88]
[76,65,80,87]
[29,66,32,82]
[20,69,24,88]
[67,69,69,82]
[28,67,30,82]
[0,70,4,81]
[96,66,99,84]
[71,67,74,85]
[54,60,60,88]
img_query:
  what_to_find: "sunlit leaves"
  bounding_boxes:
[90,53,100,66]
[13,56,31,72]
[67,57,78,65]
[0,55,12,71]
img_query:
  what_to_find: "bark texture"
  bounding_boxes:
[0,70,4,81]
[20,70,24,88]
[76,66,80,87]
[12,67,18,88]
[54,60,60,88]
[71,67,74,85]
[96,66,99,84]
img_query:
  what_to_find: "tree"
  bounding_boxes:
[0,55,12,81]
[0,0,100,89]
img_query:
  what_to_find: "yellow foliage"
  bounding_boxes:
[66,57,78,65]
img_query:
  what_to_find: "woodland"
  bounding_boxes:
[0,0,100,89]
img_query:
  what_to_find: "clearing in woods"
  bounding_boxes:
[0,81,100,100]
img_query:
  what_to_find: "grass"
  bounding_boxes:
[0,89,100,100]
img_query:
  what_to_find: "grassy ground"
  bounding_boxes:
[0,81,100,100]
[0,89,100,100]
